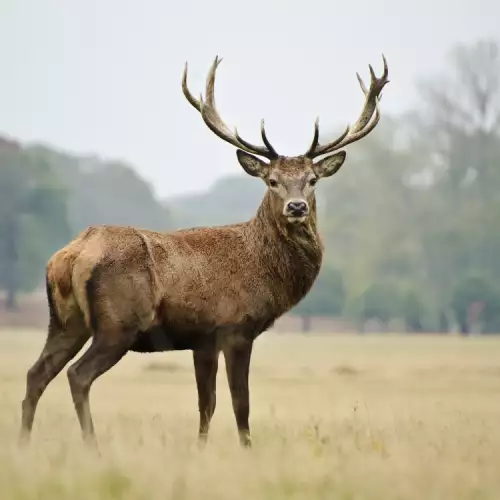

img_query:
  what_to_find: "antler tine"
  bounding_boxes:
[182,62,202,112]
[305,120,351,159]
[305,118,320,157]
[198,56,244,150]
[234,120,277,158]
[349,54,389,134]
[260,120,278,157]
[356,72,368,95]
[329,99,382,151]
[203,55,223,112]
[182,56,279,159]
[305,54,389,159]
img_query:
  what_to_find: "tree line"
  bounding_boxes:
[0,138,173,310]
[1,38,499,334]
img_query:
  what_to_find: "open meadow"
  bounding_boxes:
[1,329,500,499]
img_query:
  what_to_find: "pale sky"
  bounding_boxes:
[0,0,498,198]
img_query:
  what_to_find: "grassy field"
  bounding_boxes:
[1,329,500,499]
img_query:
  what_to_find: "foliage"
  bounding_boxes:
[352,281,402,324]
[0,139,174,309]
[27,146,173,234]
[451,275,500,334]
[401,289,425,332]
[292,266,346,318]
[0,141,70,307]
[167,174,265,229]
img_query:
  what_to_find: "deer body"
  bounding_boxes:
[50,190,322,355]
[20,55,389,448]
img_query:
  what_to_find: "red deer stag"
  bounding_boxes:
[19,55,389,448]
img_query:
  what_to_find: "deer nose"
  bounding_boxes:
[286,200,308,217]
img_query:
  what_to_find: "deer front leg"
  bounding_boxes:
[223,340,253,448]
[193,348,219,445]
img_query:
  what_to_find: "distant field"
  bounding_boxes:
[1,329,500,499]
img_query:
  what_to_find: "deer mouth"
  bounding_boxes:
[286,215,307,224]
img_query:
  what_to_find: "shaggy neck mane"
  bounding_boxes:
[247,190,324,309]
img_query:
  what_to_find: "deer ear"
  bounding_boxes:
[313,151,347,178]
[236,150,268,178]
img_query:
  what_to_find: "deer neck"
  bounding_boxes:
[248,190,324,307]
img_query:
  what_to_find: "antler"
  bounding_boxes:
[182,56,279,160]
[305,55,389,159]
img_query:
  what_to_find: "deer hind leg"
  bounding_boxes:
[66,260,157,446]
[193,348,219,445]
[223,340,253,448]
[20,318,90,444]
[66,330,134,446]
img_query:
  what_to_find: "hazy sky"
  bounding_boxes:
[0,0,498,198]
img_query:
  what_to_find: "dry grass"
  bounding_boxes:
[1,329,500,499]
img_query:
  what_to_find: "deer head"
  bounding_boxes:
[182,56,389,224]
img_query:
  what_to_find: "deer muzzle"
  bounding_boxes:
[284,199,309,221]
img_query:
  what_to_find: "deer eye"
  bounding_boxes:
[309,177,318,186]
[269,179,278,188]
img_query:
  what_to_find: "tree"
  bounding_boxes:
[353,281,402,326]
[413,39,500,326]
[292,266,346,332]
[0,136,178,312]
[168,174,265,229]
[402,289,425,333]
[0,142,70,309]
[415,40,500,190]
[318,117,424,315]
[27,145,174,235]
[451,275,500,335]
